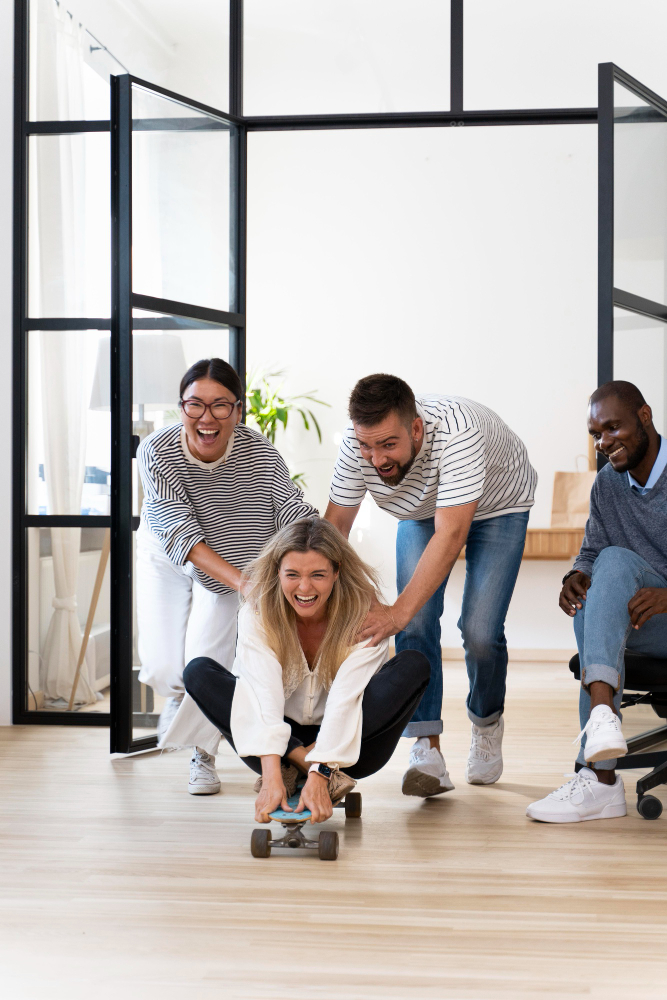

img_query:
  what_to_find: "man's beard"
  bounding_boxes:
[613,419,650,473]
[374,442,418,487]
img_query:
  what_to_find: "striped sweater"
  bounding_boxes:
[329,395,537,521]
[138,423,317,594]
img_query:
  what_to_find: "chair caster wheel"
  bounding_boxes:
[318,830,339,860]
[637,795,663,820]
[344,792,362,818]
[251,828,272,857]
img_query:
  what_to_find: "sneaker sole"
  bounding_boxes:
[402,767,454,797]
[584,744,628,763]
[526,801,627,823]
[188,782,221,795]
[466,763,503,785]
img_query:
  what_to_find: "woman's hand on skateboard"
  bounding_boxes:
[254,781,291,824]
[296,773,333,824]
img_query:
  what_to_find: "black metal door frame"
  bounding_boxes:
[597,61,667,468]
[13,0,626,743]
[109,75,245,752]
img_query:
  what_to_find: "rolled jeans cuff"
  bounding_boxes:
[467,707,504,727]
[402,719,444,738]
[576,751,617,772]
[582,662,621,693]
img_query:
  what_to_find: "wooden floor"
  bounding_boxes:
[1,662,667,1000]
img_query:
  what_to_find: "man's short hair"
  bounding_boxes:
[348,374,417,428]
[590,380,647,413]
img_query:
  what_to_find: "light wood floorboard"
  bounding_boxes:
[1,662,666,1000]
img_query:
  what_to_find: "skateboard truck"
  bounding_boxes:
[250,791,362,861]
[268,818,320,852]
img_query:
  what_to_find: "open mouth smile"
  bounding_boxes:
[294,595,318,607]
[197,428,220,442]
[377,464,397,477]
[607,445,625,460]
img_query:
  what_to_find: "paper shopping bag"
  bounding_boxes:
[551,470,596,528]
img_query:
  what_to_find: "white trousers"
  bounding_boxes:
[136,525,239,754]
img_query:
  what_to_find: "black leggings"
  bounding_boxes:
[183,650,430,779]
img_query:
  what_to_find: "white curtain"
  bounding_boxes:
[35,2,96,705]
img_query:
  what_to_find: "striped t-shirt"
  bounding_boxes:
[138,423,317,594]
[329,395,537,522]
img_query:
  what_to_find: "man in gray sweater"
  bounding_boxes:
[528,380,667,823]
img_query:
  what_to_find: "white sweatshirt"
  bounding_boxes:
[230,604,389,767]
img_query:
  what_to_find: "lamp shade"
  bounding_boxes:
[89,334,188,410]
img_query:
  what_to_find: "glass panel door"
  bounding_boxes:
[110,76,245,753]
[598,64,667,410]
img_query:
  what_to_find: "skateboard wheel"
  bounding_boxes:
[250,828,272,857]
[344,792,362,818]
[318,830,339,861]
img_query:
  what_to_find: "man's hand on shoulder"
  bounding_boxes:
[559,571,591,617]
[628,588,667,629]
[356,599,408,647]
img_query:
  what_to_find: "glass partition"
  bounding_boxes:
[132,85,232,311]
[26,526,110,714]
[28,134,110,317]
[614,80,667,304]
[614,307,667,433]
[128,312,232,746]
[28,331,111,516]
[244,0,450,115]
[465,0,667,111]
[29,0,230,120]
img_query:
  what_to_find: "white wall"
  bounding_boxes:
[0,4,14,724]
[246,124,597,652]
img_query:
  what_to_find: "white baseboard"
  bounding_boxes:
[442,647,576,662]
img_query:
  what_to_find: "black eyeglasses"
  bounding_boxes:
[179,398,241,420]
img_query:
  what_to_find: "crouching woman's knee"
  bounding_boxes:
[183,656,224,703]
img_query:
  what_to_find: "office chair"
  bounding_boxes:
[569,652,667,819]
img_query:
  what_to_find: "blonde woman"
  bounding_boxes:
[183,516,430,823]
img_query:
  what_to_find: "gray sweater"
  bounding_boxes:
[573,462,667,579]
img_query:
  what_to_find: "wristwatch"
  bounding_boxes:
[562,569,580,585]
[309,763,337,781]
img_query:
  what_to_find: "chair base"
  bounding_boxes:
[570,652,667,818]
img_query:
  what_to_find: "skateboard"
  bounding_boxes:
[250,790,362,861]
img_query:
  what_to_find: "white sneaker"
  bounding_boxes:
[466,717,504,784]
[576,704,628,763]
[526,767,627,823]
[188,747,221,795]
[402,739,455,797]
[158,694,184,743]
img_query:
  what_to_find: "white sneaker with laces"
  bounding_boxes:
[576,704,627,763]
[526,767,626,823]
[401,738,455,797]
[157,694,184,743]
[188,747,221,795]
[466,717,504,784]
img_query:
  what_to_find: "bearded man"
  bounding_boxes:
[325,374,537,797]
[528,381,667,824]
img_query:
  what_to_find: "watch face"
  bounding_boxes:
[318,764,333,778]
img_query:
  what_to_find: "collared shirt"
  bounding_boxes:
[229,604,389,767]
[628,436,667,495]
[329,394,537,522]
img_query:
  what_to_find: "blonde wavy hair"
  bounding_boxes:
[243,516,381,691]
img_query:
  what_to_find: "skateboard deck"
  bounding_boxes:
[269,793,311,824]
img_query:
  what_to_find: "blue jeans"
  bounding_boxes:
[574,545,667,770]
[395,510,529,735]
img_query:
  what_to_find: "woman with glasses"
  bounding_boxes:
[136,358,316,795]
